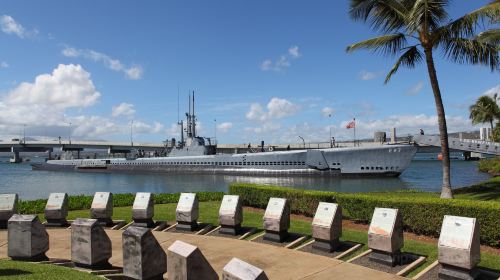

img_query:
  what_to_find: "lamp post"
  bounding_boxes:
[328,114,332,148]
[68,122,72,144]
[214,119,217,141]
[130,120,134,147]
[298,135,305,149]
[23,124,26,144]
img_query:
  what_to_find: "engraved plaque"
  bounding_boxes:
[439,216,475,250]
[0,194,17,211]
[219,195,239,215]
[369,208,397,237]
[133,193,151,210]
[91,192,111,210]
[176,193,196,212]
[264,198,286,220]
[312,202,338,227]
[46,193,67,210]
[0,194,18,228]
[437,215,481,270]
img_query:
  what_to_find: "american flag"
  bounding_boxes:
[346,119,355,129]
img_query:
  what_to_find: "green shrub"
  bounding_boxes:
[19,192,224,215]
[478,157,500,176]
[229,183,500,248]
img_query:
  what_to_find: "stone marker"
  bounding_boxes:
[44,192,69,226]
[8,214,49,261]
[367,207,403,266]
[176,193,199,231]
[0,193,18,229]
[222,257,268,280]
[263,197,290,242]
[71,218,112,269]
[167,240,218,280]
[312,202,342,252]
[90,192,113,226]
[219,195,243,235]
[122,226,167,280]
[132,192,154,228]
[438,215,481,280]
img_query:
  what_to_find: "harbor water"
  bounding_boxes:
[0,154,490,200]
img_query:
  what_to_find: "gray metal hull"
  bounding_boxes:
[32,144,416,177]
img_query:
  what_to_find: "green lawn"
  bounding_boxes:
[68,201,500,277]
[453,176,500,202]
[0,260,98,279]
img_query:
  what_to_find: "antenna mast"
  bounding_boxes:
[192,91,196,137]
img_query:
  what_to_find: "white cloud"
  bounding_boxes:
[0,64,105,138]
[112,103,135,117]
[406,81,424,96]
[482,85,500,99]
[321,107,334,118]
[62,46,143,80]
[359,70,379,80]
[246,98,299,122]
[260,45,301,72]
[267,98,299,118]
[1,15,25,38]
[260,60,273,71]
[246,103,266,121]
[217,122,233,133]
[0,61,8,68]
[288,46,301,58]
[6,64,100,111]
[0,15,37,39]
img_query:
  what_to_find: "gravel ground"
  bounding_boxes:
[298,241,362,258]
[351,252,421,274]
[165,222,213,235]
[206,226,257,239]
[251,232,306,248]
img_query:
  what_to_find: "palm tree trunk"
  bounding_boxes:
[424,47,453,199]
[490,120,494,140]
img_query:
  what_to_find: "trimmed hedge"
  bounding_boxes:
[229,183,500,248]
[19,192,225,215]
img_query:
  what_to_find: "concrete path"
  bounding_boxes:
[0,229,404,279]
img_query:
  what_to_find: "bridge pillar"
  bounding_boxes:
[463,151,471,161]
[10,150,22,163]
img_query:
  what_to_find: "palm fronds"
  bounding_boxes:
[385,46,423,83]
[346,33,407,56]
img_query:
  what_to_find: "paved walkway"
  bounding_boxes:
[0,229,404,279]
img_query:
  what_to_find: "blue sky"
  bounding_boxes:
[0,0,498,144]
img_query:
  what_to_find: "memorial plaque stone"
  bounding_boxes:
[8,214,49,261]
[176,193,199,231]
[122,226,167,280]
[167,240,218,280]
[222,258,268,280]
[438,215,481,280]
[90,192,113,226]
[368,208,403,266]
[0,194,18,229]
[312,202,342,252]
[44,193,69,226]
[219,195,243,235]
[71,218,112,269]
[263,198,290,242]
[132,192,154,228]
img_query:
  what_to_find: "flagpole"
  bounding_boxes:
[353,118,356,147]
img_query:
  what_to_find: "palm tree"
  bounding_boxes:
[469,93,500,139]
[346,1,499,198]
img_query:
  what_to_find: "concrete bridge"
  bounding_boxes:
[2,135,494,163]
[0,140,165,163]
[413,134,500,156]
